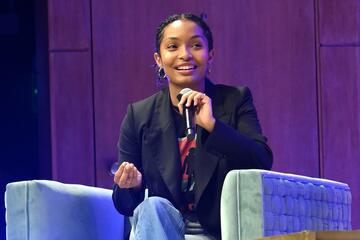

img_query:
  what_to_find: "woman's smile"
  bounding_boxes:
[174,64,197,75]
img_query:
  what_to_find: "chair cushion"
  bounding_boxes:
[5,180,124,240]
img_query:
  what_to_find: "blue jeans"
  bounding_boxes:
[131,196,216,240]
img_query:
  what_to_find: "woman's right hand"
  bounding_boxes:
[114,162,142,189]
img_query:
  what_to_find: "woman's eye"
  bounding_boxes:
[167,44,177,50]
[192,43,203,49]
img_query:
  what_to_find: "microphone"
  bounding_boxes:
[177,88,195,141]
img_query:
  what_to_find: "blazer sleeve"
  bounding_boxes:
[204,86,273,170]
[112,104,146,216]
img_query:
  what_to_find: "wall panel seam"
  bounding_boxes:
[314,0,324,179]
[89,0,97,187]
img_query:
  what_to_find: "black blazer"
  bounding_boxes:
[112,80,273,237]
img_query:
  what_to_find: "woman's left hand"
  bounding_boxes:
[178,90,215,133]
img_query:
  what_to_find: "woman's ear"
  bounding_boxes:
[208,49,215,64]
[154,52,162,68]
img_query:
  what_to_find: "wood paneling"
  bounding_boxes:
[91,0,156,188]
[319,0,360,45]
[49,51,95,185]
[320,47,360,229]
[213,0,318,176]
[48,0,90,50]
[319,0,360,229]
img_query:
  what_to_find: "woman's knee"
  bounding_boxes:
[134,196,180,220]
[138,196,172,211]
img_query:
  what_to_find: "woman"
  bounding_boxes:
[112,13,273,239]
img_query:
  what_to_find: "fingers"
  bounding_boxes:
[120,163,134,187]
[114,162,142,189]
[114,162,125,184]
[193,92,206,106]
[177,90,208,114]
[178,103,184,115]
[127,165,135,184]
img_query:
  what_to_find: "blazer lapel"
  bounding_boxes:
[194,80,231,205]
[193,127,217,205]
[144,88,182,205]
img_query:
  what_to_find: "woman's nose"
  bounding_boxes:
[179,46,192,60]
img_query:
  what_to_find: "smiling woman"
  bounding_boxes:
[112,13,273,239]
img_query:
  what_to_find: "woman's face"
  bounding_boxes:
[154,19,214,90]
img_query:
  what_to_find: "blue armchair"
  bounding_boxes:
[5,170,352,240]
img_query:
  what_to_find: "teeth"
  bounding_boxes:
[177,66,195,70]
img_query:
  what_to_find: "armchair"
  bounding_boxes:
[5,170,351,240]
[5,180,124,240]
[221,170,351,239]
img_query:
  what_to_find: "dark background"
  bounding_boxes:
[0,1,50,239]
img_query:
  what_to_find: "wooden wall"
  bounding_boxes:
[47,0,360,228]
[318,0,360,230]
[48,0,95,184]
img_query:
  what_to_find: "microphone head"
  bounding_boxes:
[177,88,192,101]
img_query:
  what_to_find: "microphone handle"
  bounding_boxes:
[176,88,195,141]
[184,107,195,141]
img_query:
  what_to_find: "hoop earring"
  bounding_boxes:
[156,68,167,87]
[158,68,167,79]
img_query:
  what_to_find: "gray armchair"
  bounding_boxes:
[5,170,352,240]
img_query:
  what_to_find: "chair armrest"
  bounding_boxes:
[5,180,124,240]
[220,170,352,240]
